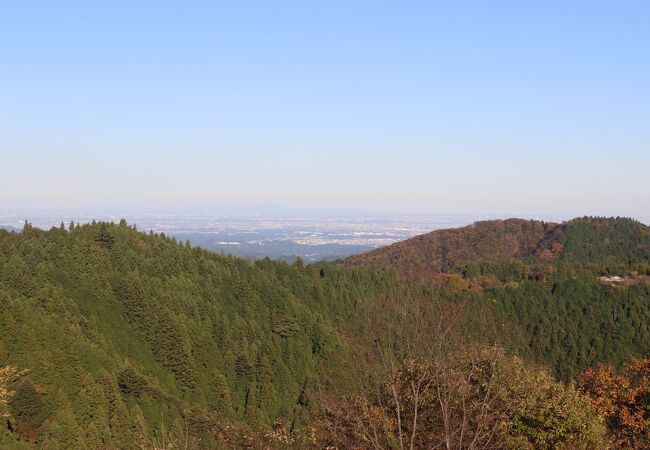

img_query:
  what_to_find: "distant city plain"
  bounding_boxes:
[2,209,648,262]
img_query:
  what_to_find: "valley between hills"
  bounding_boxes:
[1,216,649,449]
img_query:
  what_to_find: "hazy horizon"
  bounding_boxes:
[8,207,648,263]
[1,203,647,223]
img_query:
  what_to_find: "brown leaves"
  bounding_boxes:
[316,347,606,449]
[579,357,650,448]
[0,365,27,417]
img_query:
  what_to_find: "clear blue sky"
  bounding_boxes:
[1,1,648,215]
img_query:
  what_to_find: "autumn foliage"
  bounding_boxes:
[580,357,650,448]
[314,292,607,449]
[0,365,25,417]
[317,347,606,449]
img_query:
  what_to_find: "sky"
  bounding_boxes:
[1,1,649,216]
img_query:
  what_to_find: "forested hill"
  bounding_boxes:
[346,217,650,277]
[2,218,650,448]
[0,220,405,448]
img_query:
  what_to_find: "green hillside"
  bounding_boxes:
[1,217,649,448]
[0,221,403,448]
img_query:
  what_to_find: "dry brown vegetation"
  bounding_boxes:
[580,357,650,449]
[345,217,650,279]
[345,219,560,277]
[0,365,26,417]
[312,294,607,450]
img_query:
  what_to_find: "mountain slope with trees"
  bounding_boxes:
[0,217,649,448]
[346,217,650,277]
[0,220,389,448]
[348,217,650,380]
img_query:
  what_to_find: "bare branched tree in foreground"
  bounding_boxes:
[315,293,606,449]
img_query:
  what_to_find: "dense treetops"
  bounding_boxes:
[346,217,650,381]
[0,220,387,448]
[0,216,648,448]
